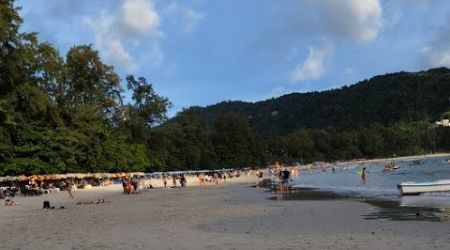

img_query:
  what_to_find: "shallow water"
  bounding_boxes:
[267,156,450,222]
[291,156,450,204]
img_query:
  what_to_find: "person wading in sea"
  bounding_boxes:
[281,168,292,192]
[361,167,367,185]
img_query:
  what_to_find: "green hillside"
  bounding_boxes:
[193,68,450,137]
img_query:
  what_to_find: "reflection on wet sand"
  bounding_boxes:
[261,180,450,222]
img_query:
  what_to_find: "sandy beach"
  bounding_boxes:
[1,174,449,250]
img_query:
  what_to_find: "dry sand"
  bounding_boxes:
[1,176,449,250]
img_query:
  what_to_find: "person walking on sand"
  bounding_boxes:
[67,178,74,199]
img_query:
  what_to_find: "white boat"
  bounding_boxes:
[397,180,450,195]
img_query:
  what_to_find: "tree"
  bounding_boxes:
[64,45,122,112]
[212,113,262,168]
[126,75,171,127]
[161,108,217,170]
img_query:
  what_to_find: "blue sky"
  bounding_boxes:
[16,0,450,115]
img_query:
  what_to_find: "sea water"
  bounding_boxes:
[291,156,450,208]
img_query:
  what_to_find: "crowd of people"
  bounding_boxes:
[0,169,261,207]
[119,170,245,194]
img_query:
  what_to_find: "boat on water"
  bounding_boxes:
[384,162,400,172]
[397,180,450,195]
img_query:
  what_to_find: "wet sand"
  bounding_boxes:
[1,178,449,250]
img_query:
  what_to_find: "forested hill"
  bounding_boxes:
[192,68,450,137]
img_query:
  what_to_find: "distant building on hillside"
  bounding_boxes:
[436,119,450,127]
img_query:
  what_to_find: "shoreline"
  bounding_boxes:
[333,152,450,166]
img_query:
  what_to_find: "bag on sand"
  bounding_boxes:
[43,201,51,209]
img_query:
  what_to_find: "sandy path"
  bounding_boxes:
[1,181,449,250]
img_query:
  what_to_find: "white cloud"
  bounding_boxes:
[82,0,205,73]
[120,0,160,36]
[291,41,333,82]
[421,16,450,68]
[84,0,163,73]
[315,0,383,43]
[282,1,382,82]
[163,1,205,33]
[421,46,450,68]
[84,14,138,72]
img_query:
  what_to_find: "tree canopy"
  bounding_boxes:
[0,0,449,175]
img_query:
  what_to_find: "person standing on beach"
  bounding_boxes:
[172,175,177,188]
[67,178,74,199]
[180,174,187,187]
[213,172,219,185]
[122,178,127,193]
[281,168,291,192]
[163,174,167,188]
[199,173,205,186]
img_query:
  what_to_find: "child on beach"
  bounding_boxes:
[5,197,19,206]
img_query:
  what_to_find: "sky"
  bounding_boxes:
[16,0,450,115]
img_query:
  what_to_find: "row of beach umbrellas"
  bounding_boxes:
[0,172,146,182]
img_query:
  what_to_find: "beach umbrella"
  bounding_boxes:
[65,173,76,178]
[49,174,59,180]
[130,172,145,177]
[17,175,28,181]
[75,173,85,179]
[57,174,66,179]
